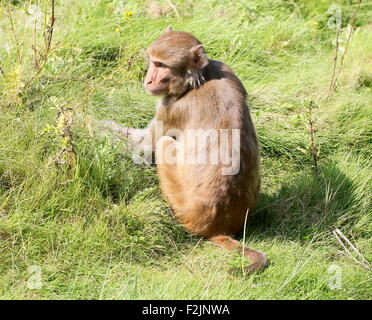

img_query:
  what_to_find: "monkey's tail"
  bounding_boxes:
[209,235,268,273]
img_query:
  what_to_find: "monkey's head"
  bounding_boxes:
[144,27,209,96]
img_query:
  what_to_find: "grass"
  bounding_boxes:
[0,0,371,299]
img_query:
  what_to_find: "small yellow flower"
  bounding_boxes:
[115,27,121,34]
[123,11,133,18]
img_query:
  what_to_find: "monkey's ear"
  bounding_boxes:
[164,25,173,32]
[190,44,208,69]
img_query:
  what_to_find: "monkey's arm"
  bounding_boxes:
[98,119,155,151]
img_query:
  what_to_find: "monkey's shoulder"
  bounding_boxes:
[207,59,233,73]
[204,60,247,97]
[206,60,241,81]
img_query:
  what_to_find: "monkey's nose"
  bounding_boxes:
[146,80,153,85]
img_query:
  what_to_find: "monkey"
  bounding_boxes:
[102,26,267,273]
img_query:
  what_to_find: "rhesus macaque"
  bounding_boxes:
[104,27,267,273]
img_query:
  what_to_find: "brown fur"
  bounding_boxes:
[110,28,267,273]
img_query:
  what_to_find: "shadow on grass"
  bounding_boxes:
[244,161,357,243]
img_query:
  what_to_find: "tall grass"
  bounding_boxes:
[0,0,371,299]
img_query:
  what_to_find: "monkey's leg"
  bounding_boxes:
[155,136,186,205]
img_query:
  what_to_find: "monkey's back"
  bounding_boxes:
[157,60,260,238]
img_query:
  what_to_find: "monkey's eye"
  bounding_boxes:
[154,61,168,68]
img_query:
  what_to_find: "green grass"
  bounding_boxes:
[0,0,371,299]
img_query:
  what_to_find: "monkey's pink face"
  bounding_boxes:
[144,59,172,96]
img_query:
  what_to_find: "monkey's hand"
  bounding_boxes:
[97,120,150,151]
[97,120,131,138]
